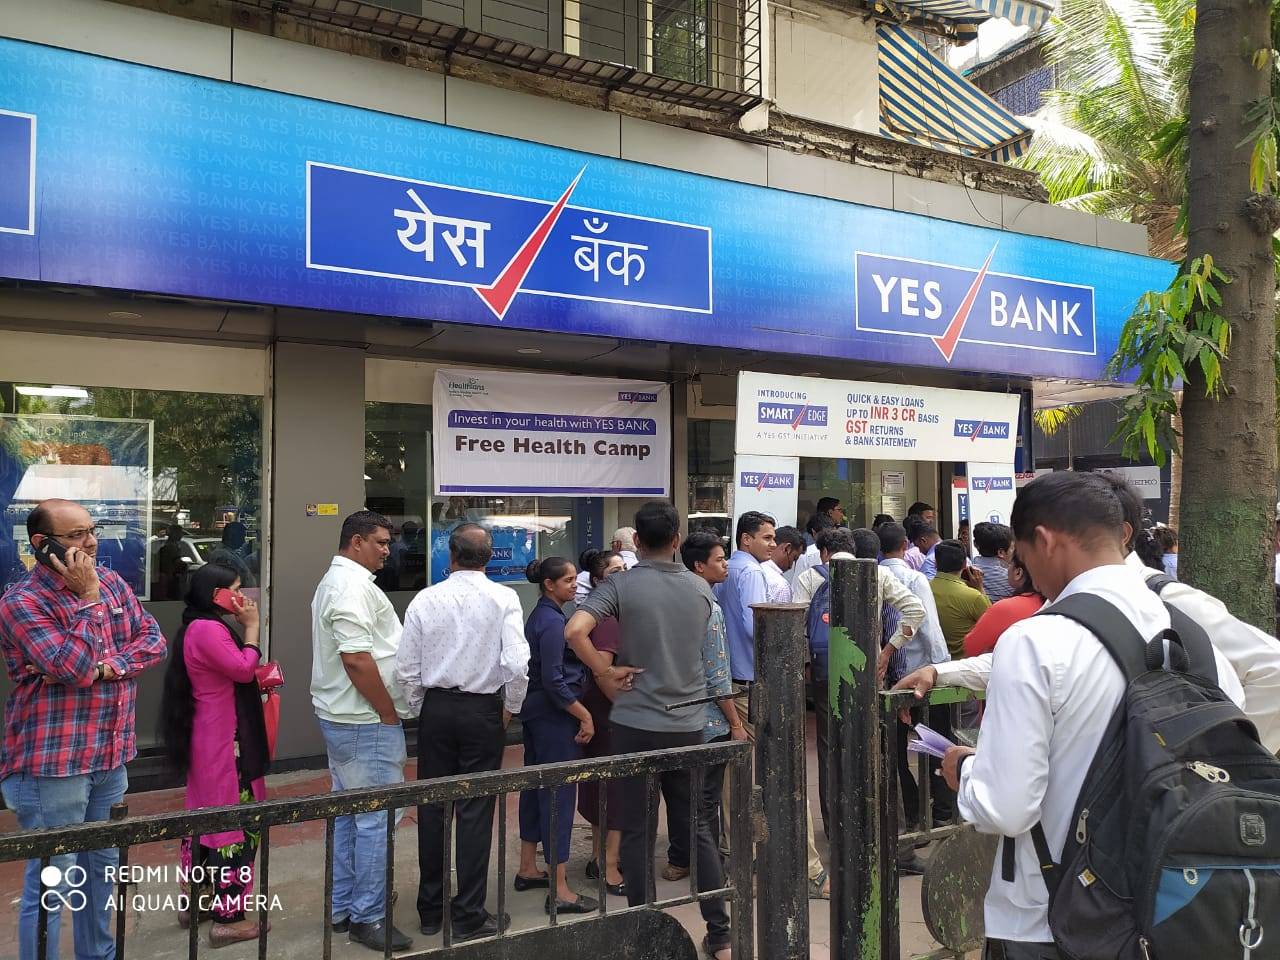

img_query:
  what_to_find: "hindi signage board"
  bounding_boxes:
[432,368,670,497]
[0,39,1176,382]
[735,371,1021,463]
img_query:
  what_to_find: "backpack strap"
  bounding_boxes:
[1036,593,1149,683]
[1145,572,1176,595]
[1142,575,1219,686]
[1000,825,1061,895]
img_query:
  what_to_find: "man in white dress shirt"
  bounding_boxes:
[311,510,415,953]
[610,527,639,569]
[395,523,530,943]
[761,525,804,602]
[933,472,1244,958]
[897,475,1280,759]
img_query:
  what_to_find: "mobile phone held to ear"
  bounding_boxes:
[33,537,69,570]
[212,588,243,614]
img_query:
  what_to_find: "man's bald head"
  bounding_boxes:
[28,499,93,539]
[449,522,493,571]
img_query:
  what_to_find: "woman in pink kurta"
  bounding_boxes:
[158,562,270,947]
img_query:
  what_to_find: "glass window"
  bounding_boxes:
[0,382,264,603]
[364,401,594,597]
[687,418,734,541]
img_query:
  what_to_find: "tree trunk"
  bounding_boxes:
[1168,392,1182,529]
[1179,0,1277,631]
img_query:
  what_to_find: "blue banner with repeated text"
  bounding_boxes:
[0,38,1176,380]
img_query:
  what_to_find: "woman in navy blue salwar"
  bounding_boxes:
[514,556,600,913]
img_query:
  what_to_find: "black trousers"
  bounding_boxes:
[612,723,731,947]
[416,689,505,929]
[665,734,729,870]
[984,940,1061,960]
[811,678,831,837]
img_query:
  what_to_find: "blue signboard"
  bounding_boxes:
[739,471,796,490]
[0,38,1176,380]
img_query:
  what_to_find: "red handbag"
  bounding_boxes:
[255,662,284,759]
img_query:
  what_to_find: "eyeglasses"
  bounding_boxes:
[50,526,102,543]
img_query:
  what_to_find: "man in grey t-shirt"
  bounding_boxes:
[566,501,730,960]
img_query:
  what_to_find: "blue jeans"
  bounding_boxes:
[1,765,128,960]
[318,718,406,925]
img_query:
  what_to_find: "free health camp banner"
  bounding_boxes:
[433,368,670,497]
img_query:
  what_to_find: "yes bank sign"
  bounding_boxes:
[854,250,1096,363]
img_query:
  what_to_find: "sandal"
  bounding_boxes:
[702,935,732,960]
[807,868,830,900]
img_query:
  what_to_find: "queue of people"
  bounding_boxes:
[6,484,1280,960]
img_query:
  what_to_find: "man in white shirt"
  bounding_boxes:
[311,510,414,953]
[610,527,639,569]
[761,525,804,602]
[395,523,530,942]
[934,473,1244,957]
[878,521,951,833]
[899,476,1280,759]
[787,513,833,591]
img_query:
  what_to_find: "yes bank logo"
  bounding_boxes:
[971,476,1014,492]
[854,249,1096,364]
[618,391,658,403]
[740,472,796,491]
[757,403,829,430]
[954,420,1011,440]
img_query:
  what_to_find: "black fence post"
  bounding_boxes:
[827,557,884,960]
[751,601,810,960]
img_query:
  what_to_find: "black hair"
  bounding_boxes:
[816,497,841,515]
[972,521,1013,558]
[158,563,240,774]
[526,556,573,592]
[934,539,968,574]
[851,527,880,560]
[824,528,856,557]
[1010,551,1040,598]
[903,515,925,540]
[578,547,602,574]
[681,530,725,572]
[26,504,51,538]
[1011,472,1124,547]
[1097,471,1144,551]
[907,501,935,517]
[735,510,775,549]
[1133,528,1165,571]
[450,522,493,569]
[872,514,894,529]
[1155,527,1178,551]
[587,549,623,584]
[634,501,681,551]
[339,509,391,549]
[805,512,836,537]
[913,523,939,544]
[774,525,805,551]
[878,522,908,555]
[222,520,247,549]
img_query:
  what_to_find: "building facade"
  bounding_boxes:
[0,0,1166,776]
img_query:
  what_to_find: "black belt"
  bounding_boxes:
[427,687,501,698]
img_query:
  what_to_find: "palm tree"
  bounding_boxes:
[1032,403,1082,469]
[1018,0,1193,261]
[1016,0,1194,523]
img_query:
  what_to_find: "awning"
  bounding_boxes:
[870,0,1053,40]
[877,24,1034,162]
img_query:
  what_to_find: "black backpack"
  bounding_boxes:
[1012,580,1280,960]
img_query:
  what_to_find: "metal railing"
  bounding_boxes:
[244,0,764,112]
[0,741,753,960]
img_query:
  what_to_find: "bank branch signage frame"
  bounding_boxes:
[0,39,1177,381]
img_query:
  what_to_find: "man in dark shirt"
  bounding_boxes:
[566,501,731,960]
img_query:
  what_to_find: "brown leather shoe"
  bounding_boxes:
[209,918,270,948]
[661,863,690,882]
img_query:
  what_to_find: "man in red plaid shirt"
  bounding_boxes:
[0,499,166,960]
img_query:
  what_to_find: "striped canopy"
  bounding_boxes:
[877,24,1034,163]
[871,0,1053,39]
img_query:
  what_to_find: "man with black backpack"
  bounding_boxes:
[939,472,1250,960]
